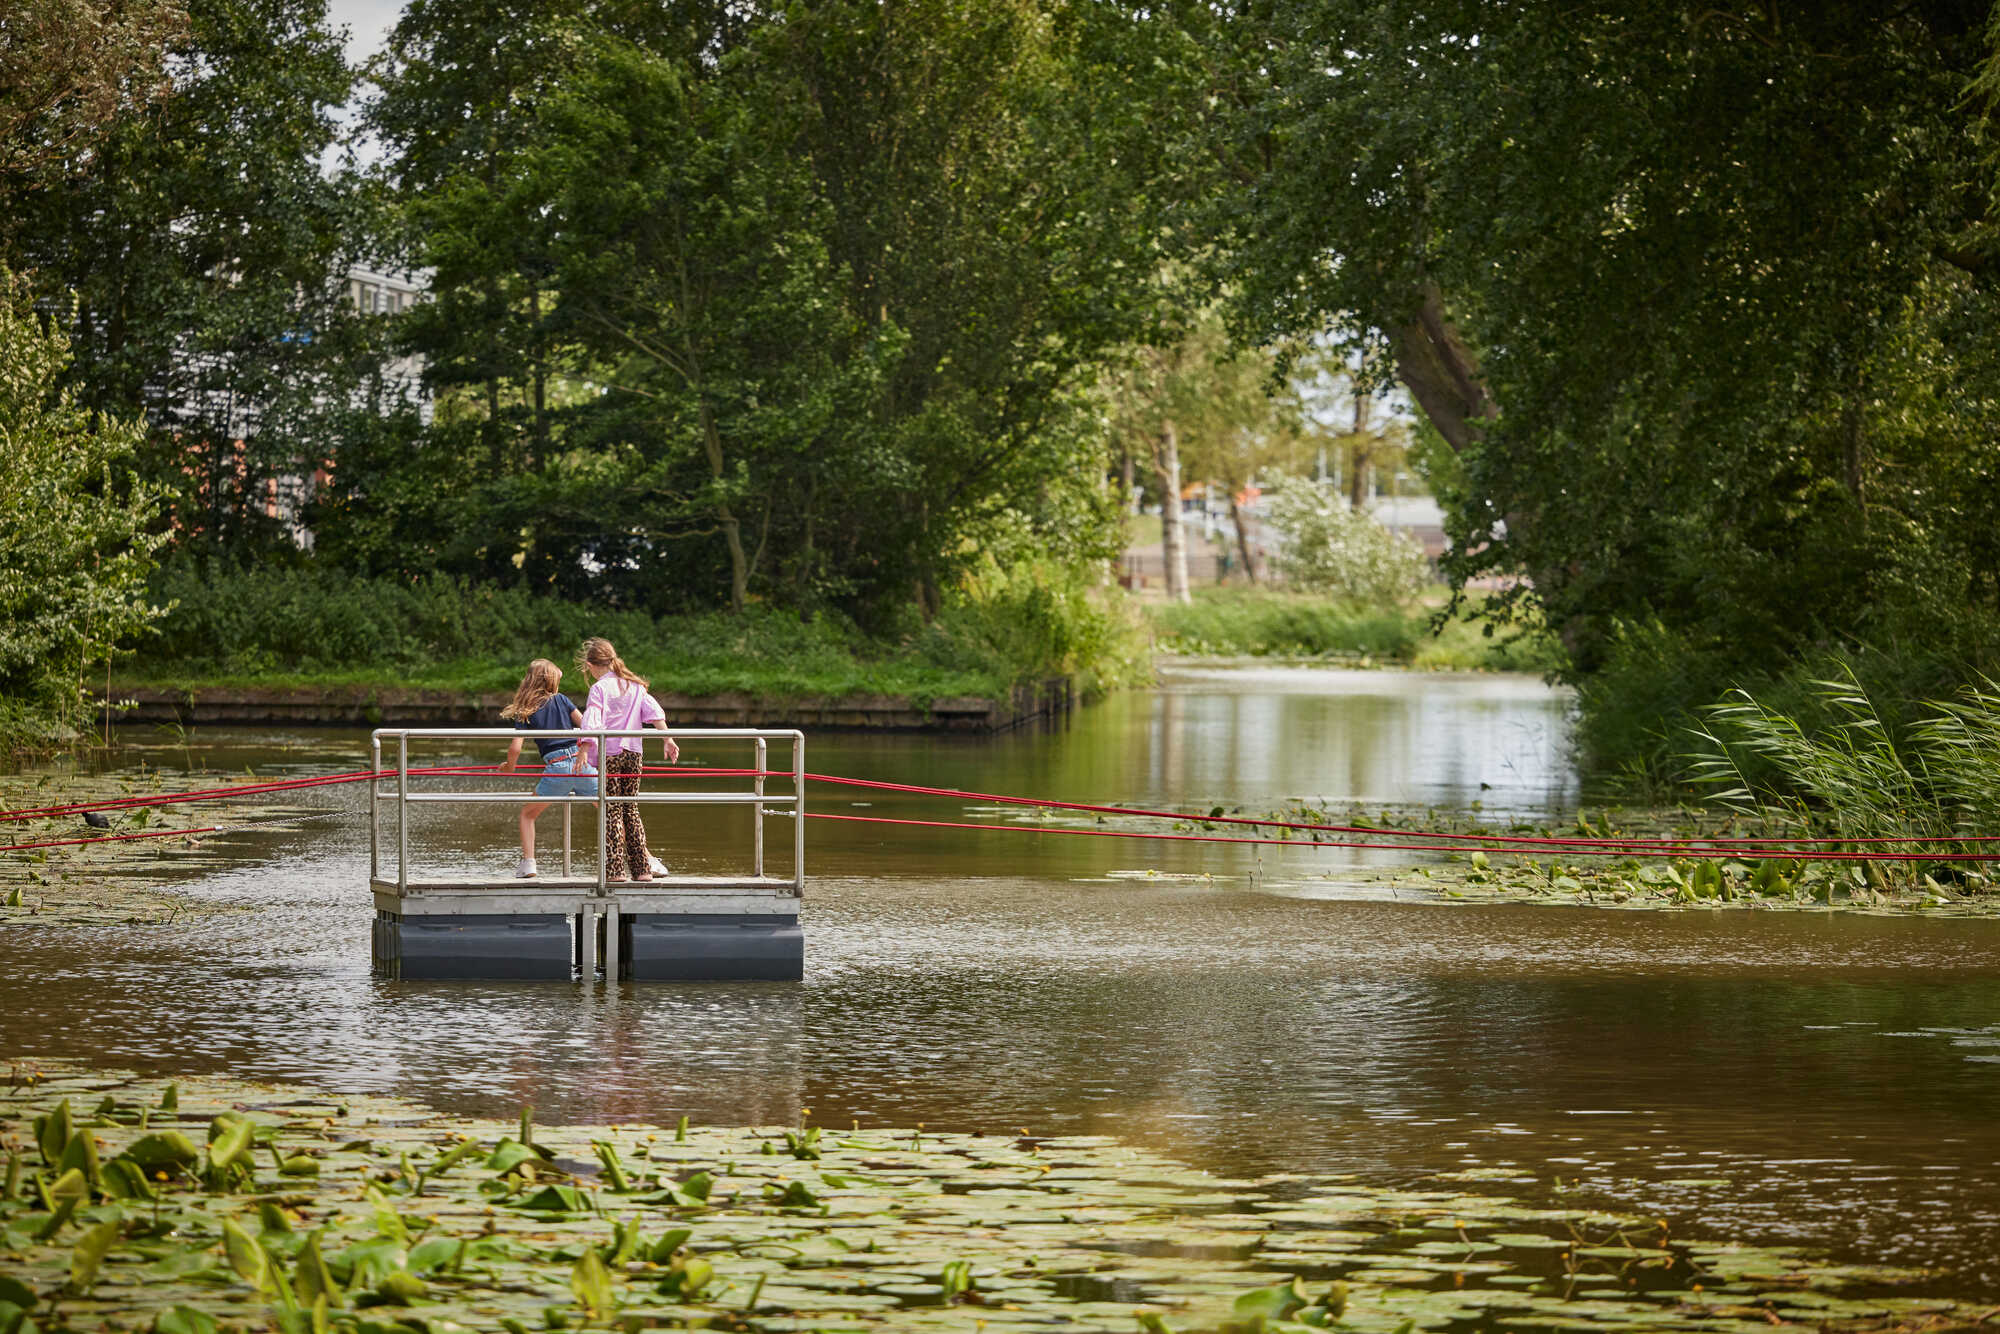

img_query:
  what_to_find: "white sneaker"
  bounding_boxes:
[647,855,670,876]
[516,858,538,879]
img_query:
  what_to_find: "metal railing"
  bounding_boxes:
[369,727,804,895]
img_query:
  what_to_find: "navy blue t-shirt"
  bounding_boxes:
[518,693,580,755]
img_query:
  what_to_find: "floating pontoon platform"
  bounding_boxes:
[368,728,805,982]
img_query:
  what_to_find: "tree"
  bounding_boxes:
[1211,1,2000,692]
[0,0,185,203]
[356,0,1191,620]
[11,0,369,557]
[0,273,165,745]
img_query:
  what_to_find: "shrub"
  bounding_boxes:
[1262,474,1429,608]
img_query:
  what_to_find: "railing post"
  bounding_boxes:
[370,733,381,882]
[793,734,805,896]
[603,899,620,984]
[596,727,609,893]
[562,803,573,880]
[753,737,766,879]
[396,734,409,893]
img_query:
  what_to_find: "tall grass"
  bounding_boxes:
[1686,665,2000,853]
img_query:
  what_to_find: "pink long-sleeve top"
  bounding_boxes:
[583,675,666,757]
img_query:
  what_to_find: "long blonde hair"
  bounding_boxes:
[500,659,563,721]
[578,637,647,691]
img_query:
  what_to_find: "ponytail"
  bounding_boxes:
[578,637,648,691]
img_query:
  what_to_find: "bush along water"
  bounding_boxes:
[1148,590,1563,672]
[128,559,1146,705]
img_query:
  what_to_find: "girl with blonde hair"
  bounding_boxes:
[578,637,678,881]
[499,658,594,878]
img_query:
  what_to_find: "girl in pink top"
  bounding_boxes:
[578,637,679,881]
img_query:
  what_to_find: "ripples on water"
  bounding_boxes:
[4,668,1999,1294]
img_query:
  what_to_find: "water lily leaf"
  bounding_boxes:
[157,1085,178,1113]
[513,1185,587,1214]
[34,1100,73,1166]
[569,1247,615,1317]
[591,1141,631,1193]
[764,1180,820,1209]
[295,1232,341,1308]
[364,1186,412,1243]
[368,1271,428,1307]
[152,1306,216,1334]
[332,1237,408,1290]
[0,1278,36,1309]
[424,1140,483,1181]
[647,1228,693,1263]
[223,1217,270,1289]
[120,1132,199,1174]
[1233,1277,1309,1321]
[69,1215,123,1292]
[657,1255,714,1302]
[484,1141,536,1175]
[278,1156,320,1177]
[208,1119,253,1173]
[407,1237,466,1275]
[47,1168,88,1201]
[57,1126,101,1189]
[100,1158,155,1201]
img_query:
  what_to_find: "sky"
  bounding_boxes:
[328,0,404,67]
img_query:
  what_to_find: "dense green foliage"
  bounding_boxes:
[21,0,2000,771]
[338,0,1189,623]
[132,562,1144,701]
[0,274,165,747]
[1216,0,2000,773]
[6,0,381,554]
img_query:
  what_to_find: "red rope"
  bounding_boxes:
[794,772,2000,853]
[804,811,2000,862]
[0,826,219,854]
[5,760,1995,863]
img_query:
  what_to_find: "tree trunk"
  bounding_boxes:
[1120,447,1136,513]
[698,402,749,613]
[1348,442,1371,510]
[1154,417,1191,604]
[528,287,548,461]
[1842,394,1866,526]
[1227,486,1258,584]
[1386,282,1496,454]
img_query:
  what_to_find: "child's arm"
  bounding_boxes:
[642,693,678,763]
[503,737,524,771]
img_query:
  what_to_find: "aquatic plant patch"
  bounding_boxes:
[0,773,320,928]
[0,1063,1980,1333]
[1052,799,2000,917]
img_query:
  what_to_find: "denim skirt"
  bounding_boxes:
[535,748,599,797]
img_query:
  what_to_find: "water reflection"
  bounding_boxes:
[5,668,2000,1296]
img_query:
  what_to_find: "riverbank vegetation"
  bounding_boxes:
[11,0,2000,800]
[0,1064,1972,1334]
[114,561,1147,706]
[1147,591,1563,673]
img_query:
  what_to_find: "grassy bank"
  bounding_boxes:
[1146,589,1565,673]
[0,1064,1968,1334]
[110,565,1147,709]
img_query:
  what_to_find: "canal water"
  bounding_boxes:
[5,665,1999,1295]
